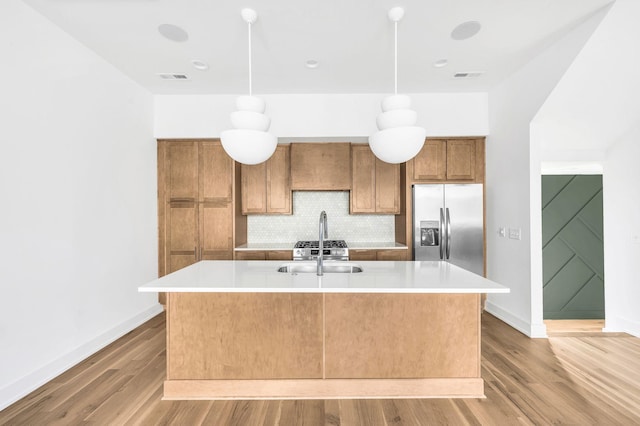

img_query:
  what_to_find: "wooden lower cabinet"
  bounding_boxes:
[266,250,293,260]
[167,293,323,379]
[350,249,407,261]
[349,249,377,261]
[235,250,293,261]
[324,294,479,378]
[164,292,482,399]
[235,251,265,260]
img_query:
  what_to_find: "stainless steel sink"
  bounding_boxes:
[277,262,363,274]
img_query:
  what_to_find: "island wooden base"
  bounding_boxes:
[165,292,483,399]
[163,378,484,400]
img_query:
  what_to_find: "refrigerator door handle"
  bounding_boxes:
[439,208,445,260]
[445,207,451,259]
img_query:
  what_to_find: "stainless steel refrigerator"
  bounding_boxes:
[413,184,484,276]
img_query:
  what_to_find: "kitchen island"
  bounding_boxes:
[139,260,508,400]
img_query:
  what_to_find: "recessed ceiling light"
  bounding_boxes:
[191,60,209,71]
[305,60,319,69]
[433,59,448,68]
[451,21,481,41]
[158,24,189,42]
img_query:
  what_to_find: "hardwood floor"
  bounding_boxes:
[2,312,639,425]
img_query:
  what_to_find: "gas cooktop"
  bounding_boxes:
[294,240,348,249]
[293,240,349,260]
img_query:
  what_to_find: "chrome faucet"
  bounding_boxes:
[317,211,328,276]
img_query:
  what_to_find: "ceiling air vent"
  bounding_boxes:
[157,73,189,80]
[453,71,483,78]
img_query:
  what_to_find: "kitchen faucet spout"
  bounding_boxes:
[317,211,328,276]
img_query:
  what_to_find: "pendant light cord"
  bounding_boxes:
[248,20,253,96]
[394,20,398,95]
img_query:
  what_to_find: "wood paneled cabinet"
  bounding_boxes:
[158,140,236,282]
[290,143,351,190]
[349,249,408,261]
[241,145,291,215]
[411,138,484,183]
[235,250,293,261]
[350,145,400,214]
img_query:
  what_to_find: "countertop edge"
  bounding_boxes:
[235,242,408,251]
[139,260,509,294]
[140,287,509,294]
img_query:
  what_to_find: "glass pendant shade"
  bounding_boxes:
[220,9,276,165]
[220,129,277,165]
[370,126,426,164]
[221,94,276,165]
[369,8,426,164]
[370,94,425,164]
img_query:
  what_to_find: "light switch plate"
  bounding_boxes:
[498,227,506,237]
[509,228,521,240]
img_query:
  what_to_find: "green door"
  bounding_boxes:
[542,175,604,319]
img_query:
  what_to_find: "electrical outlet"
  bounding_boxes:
[498,227,506,237]
[509,228,521,240]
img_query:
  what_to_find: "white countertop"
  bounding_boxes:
[139,260,509,294]
[234,242,408,251]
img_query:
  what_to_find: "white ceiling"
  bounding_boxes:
[24,0,612,95]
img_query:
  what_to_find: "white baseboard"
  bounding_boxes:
[484,301,548,338]
[603,315,640,337]
[0,304,163,411]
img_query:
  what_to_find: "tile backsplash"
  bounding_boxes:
[247,191,395,243]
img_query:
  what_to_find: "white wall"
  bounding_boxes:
[603,121,640,336]
[536,0,640,161]
[154,92,489,139]
[485,7,609,337]
[0,1,160,410]
[532,0,640,337]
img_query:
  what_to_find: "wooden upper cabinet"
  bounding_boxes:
[200,141,233,202]
[411,138,485,183]
[446,139,476,181]
[241,162,267,214]
[412,139,447,181]
[290,143,351,190]
[375,158,400,213]
[241,145,291,214]
[351,145,400,214]
[350,145,376,213]
[266,146,291,213]
[167,141,199,202]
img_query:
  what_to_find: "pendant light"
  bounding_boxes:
[369,7,426,164]
[221,8,277,165]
